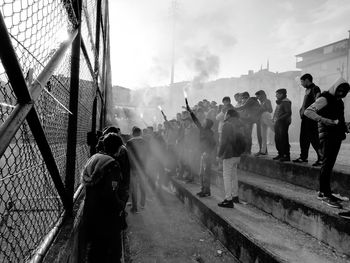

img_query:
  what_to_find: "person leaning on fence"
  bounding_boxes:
[272,88,292,162]
[217,108,246,208]
[304,78,350,210]
[293,73,323,166]
[81,133,124,263]
[187,104,216,197]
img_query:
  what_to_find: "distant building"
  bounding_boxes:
[296,36,350,90]
[112,85,132,106]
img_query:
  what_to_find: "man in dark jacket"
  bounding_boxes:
[273,88,292,162]
[305,78,350,209]
[293,74,322,166]
[187,105,216,197]
[217,109,245,208]
[81,133,123,262]
[234,92,262,154]
[126,127,148,213]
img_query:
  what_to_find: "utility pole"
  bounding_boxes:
[170,0,178,86]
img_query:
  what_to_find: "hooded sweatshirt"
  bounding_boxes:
[304,77,349,141]
[190,111,216,154]
[273,95,292,124]
[82,153,122,233]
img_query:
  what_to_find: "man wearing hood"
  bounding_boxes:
[187,105,216,197]
[273,88,292,162]
[81,133,123,262]
[304,78,350,210]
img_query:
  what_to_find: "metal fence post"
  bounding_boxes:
[65,0,83,214]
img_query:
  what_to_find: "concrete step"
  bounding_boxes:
[238,155,350,197]
[168,177,350,263]
[237,170,350,257]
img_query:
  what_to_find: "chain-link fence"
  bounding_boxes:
[0,0,111,262]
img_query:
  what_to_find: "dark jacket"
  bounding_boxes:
[300,83,320,118]
[218,118,244,159]
[190,111,216,154]
[317,91,347,141]
[82,153,122,235]
[273,98,292,124]
[126,137,148,172]
[235,97,262,123]
[115,145,130,205]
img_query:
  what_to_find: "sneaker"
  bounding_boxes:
[339,211,350,219]
[312,160,322,167]
[279,156,290,162]
[217,199,234,208]
[317,192,327,200]
[232,196,240,203]
[198,192,211,198]
[272,155,282,160]
[293,158,308,163]
[322,197,343,209]
[196,191,203,196]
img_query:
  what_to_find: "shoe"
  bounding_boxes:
[196,191,203,196]
[273,155,282,160]
[339,211,350,219]
[279,156,290,162]
[312,160,322,167]
[217,199,234,208]
[232,196,240,203]
[322,196,343,209]
[293,158,308,163]
[332,193,349,201]
[317,192,327,200]
[198,192,211,197]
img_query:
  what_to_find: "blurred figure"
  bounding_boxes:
[216,96,234,146]
[187,104,216,197]
[255,90,274,156]
[272,89,292,162]
[233,92,243,107]
[217,109,245,208]
[235,92,262,154]
[126,127,148,213]
[293,73,323,166]
[305,78,350,209]
[82,133,123,262]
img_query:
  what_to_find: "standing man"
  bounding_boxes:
[126,127,148,213]
[293,74,323,166]
[304,78,350,209]
[217,109,245,208]
[273,89,292,162]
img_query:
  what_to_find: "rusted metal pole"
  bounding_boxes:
[65,0,83,214]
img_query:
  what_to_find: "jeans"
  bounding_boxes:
[319,137,342,195]
[299,118,322,161]
[260,112,274,153]
[274,121,290,157]
[131,170,146,210]
[199,152,212,193]
[222,157,240,200]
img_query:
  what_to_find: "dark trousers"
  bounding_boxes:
[274,121,290,157]
[299,118,322,161]
[131,171,146,209]
[319,137,342,195]
[199,152,212,193]
[243,122,253,154]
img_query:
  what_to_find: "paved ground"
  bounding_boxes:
[124,181,238,263]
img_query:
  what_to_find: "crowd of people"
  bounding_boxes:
[80,74,350,262]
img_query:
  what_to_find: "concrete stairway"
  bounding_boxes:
[164,154,350,263]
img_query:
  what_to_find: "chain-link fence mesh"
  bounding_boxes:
[0,0,110,261]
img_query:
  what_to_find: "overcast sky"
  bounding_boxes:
[109,0,350,89]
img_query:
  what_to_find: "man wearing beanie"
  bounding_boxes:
[272,88,292,162]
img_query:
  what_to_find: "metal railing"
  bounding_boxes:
[0,0,111,261]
